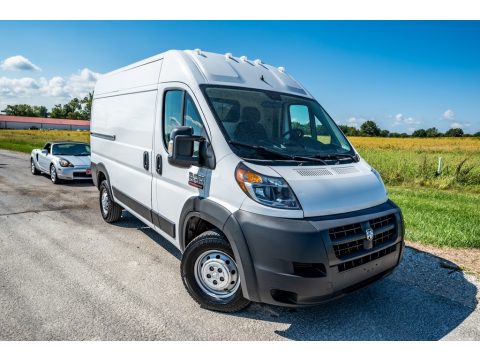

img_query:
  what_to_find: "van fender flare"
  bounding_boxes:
[91,161,110,189]
[179,197,260,302]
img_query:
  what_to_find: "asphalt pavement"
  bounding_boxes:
[0,149,479,340]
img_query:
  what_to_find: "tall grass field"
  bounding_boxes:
[0,130,479,248]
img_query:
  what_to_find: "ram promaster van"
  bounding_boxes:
[91,49,404,312]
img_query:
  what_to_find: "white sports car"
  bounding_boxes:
[31,141,92,184]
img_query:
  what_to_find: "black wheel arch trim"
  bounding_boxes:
[90,162,110,189]
[179,197,260,302]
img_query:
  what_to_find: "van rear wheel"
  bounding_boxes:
[99,180,122,223]
[181,230,251,313]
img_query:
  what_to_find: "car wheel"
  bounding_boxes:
[181,230,251,313]
[50,164,61,184]
[31,158,40,175]
[99,180,122,223]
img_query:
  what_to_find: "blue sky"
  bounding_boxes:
[0,21,479,133]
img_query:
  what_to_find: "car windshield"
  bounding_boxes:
[202,86,355,163]
[52,143,91,156]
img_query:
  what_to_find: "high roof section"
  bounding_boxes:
[95,50,312,98]
[183,50,311,97]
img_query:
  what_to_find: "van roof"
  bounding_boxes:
[96,50,312,98]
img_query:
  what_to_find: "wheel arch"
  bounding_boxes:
[91,162,110,189]
[179,197,260,302]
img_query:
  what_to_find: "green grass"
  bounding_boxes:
[359,148,480,192]
[0,130,89,153]
[389,186,480,248]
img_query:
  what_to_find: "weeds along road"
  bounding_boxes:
[0,149,479,340]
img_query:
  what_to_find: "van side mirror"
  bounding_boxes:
[168,126,213,168]
[41,149,48,155]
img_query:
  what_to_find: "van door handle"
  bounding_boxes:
[156,154,162,175]
[143,151,149,171]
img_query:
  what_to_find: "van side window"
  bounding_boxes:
[184,95,205,137]
[289,104,312,138]
[163,90,184,145]
[163,90,205,153]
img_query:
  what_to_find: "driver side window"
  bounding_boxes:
[289,104,312,138]
[163,90,205,153]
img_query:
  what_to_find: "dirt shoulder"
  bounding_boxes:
[407,240,480,278]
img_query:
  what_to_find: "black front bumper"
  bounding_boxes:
[232,200,404,306]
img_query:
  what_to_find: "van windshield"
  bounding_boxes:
[202,86,355,163]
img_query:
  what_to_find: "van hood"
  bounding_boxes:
[58,155,91,167]
[271,162,388,217]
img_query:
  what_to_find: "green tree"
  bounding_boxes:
[445,128,464,137]
[412,129,427,137]
[425,127,440,137]
[2,104,48,117]
[338,125,359,136]
[360,120,381,136]
[474,131,480,137]
[380,129,390,137]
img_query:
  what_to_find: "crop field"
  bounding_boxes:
[350,137,480,192]
[0,129,89,153]
[0,130,479,248]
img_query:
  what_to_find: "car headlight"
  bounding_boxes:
[59,159,73,167]
[235,162,301,209]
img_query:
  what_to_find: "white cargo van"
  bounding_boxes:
[91,49,404,312]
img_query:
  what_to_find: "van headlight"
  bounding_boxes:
[235,163,301,209]
[59,159,73,167]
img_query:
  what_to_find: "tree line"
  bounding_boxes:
[339,120,479,137]
[1,93,93,121]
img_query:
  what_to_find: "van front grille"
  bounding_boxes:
[329,214,397,260]
[338,245,397,272]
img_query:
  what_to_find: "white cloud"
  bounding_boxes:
[393,113,419,126]
[0,68,100,102]
[450,122,463,129]
[63,68,100,98]
[1,55,41,71]
[40,76,67,97]
[341,116,366,128]
[442,109,455,121]
[0,76,39,97]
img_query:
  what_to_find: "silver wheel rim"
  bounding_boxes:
[101,189,110,215]
[50,166,56,182]
[31,160,35,173]
[194,250,240,299]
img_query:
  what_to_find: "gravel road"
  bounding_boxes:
[0,149,479,340]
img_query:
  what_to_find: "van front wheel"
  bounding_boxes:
[181,230,251,312]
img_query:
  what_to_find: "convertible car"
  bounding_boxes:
[31,141,92,184]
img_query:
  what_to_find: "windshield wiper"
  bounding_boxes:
[228,141,294,160]
[313,153,358,162]
[228,140,328,164]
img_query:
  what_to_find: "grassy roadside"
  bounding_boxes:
[388,186,480,248]
[0,129,89,153]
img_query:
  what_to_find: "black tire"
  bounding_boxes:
[50,164,61,184]
[181,230,251,313]
[99,180,122,223]
[31,158,40,175]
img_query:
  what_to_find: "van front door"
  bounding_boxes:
[152,83,211,247]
